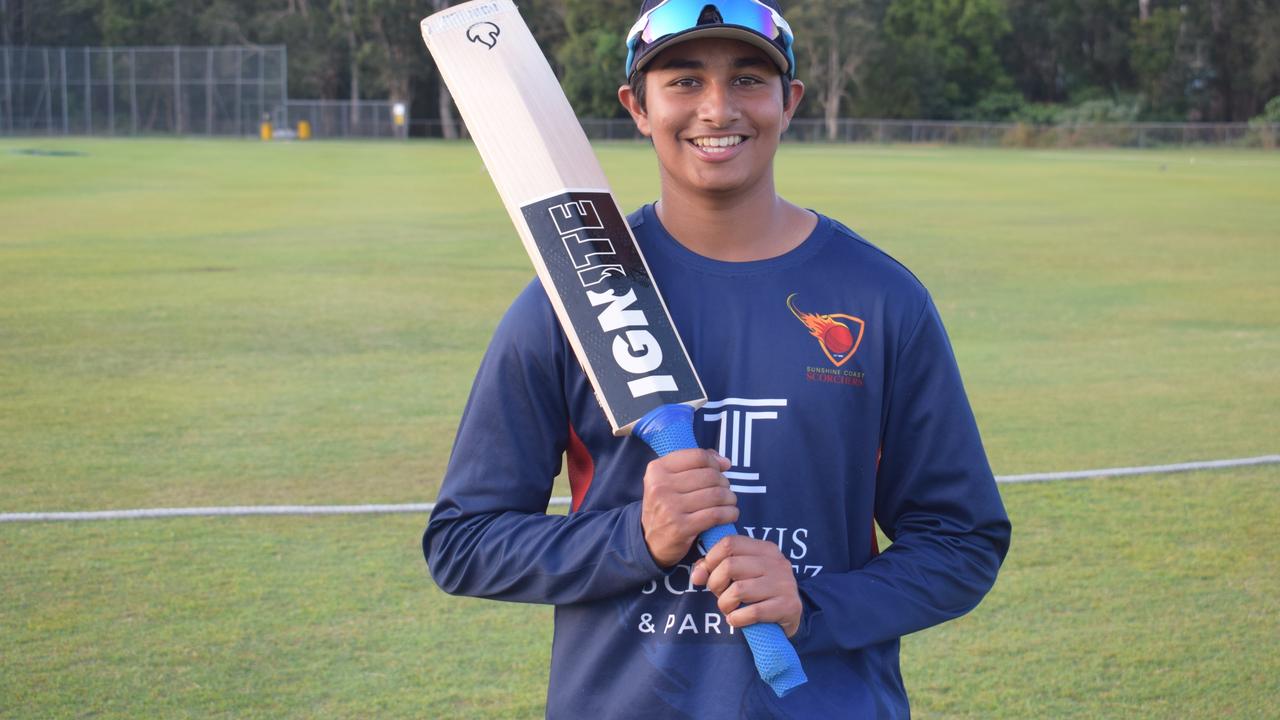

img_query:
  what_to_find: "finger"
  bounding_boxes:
[725,597,791,629]
[679,485,737,511]
[718,582,749,616]
[654,448,730,474]
[705,555,756,596]
[726,593,804,636]
[725,601,767,628]
[717,576,788,617]
[701,535,736,568]
[678,468,734,495]
[701,534,760,570]
[647,465,730,497]
[690,558,709,586]
[707,558,769,600]
[686,505,740,536]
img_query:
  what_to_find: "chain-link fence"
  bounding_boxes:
[0,45,286,136]
[415,116,1278,147]
[287,100,405,139]
[411,117,648,140]
[6,45,1274,147]
[780,118,1279,148]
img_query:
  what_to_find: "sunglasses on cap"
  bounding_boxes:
[624,0,796,79]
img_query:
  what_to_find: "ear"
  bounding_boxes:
[618,84,652,137]
[781,78,805,133]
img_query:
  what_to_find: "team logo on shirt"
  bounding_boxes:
[787,293,865,367]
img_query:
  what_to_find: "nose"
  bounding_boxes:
[697,80,741,127]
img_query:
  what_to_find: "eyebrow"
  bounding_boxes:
[654,56,772,71]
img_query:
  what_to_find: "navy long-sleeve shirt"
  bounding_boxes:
[425,205,1011,718]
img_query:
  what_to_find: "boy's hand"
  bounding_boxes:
[691,535,803,638]
[641,449,738,568]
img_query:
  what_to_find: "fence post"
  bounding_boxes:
[43,48,52,134]
[173,45,181,134]
[84,49,91,133]
[2,45,11,133]
[61,47,69,134]
[129,48,137,135]
[280,46,288,130]
[107,47,114,135]
[257,47,265,135]
[235,47,242,136]
[206,47,213,135]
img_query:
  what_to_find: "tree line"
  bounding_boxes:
[6,0,1280,134]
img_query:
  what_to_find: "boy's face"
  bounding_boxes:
[620,37,803,199]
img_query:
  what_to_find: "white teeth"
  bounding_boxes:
[691,135,744,150]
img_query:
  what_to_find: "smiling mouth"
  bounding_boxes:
[689,135,745,153]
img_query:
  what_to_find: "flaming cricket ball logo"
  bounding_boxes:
[787,293,865,367]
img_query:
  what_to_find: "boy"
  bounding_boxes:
[425,1,1011,717]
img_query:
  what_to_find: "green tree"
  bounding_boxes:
[1252,8,1280,108]
[555,0,632,118]
[255,0,344,99]
[1253,94,1280,121]
[1200,0,1275,121]
[362,0,430,106]
[1,0,101,45]
[1129,0,1280,121]
[98,0,206,45]
[864,0,1012,118]
[789,0,883,138]
[1003,0,1135,104]
[1131,6,1190,119]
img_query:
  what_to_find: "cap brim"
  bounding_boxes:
[631,26,790,77]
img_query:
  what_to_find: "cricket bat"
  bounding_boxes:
[421,0,806,696]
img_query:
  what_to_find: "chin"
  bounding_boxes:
[691,165,769,196]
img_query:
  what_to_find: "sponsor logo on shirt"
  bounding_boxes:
[701,398,786,495]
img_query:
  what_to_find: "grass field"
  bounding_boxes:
[1,138,1277,718]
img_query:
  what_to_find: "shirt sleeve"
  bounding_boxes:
[790,295,1012,655]
[423,281,665,605]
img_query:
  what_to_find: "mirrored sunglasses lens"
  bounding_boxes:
[639,0,780,43]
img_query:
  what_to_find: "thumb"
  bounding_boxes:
[690,558,709,586]
[712,451,731,471]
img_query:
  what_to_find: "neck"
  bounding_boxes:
[655,172,815,262]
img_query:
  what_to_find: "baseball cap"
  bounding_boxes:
[624,0,796,81]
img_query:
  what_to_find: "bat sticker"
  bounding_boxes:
[522,191,697,413]
[466,22,501,49]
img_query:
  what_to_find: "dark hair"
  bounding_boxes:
[627,70,793,113]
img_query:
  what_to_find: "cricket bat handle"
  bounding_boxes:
[634,404,808,698]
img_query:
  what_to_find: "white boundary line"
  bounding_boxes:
[994,454,1280,483]
[0,498,573,523]
[1,455,1276,524]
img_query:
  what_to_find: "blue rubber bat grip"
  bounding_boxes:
[633,404,808,697]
